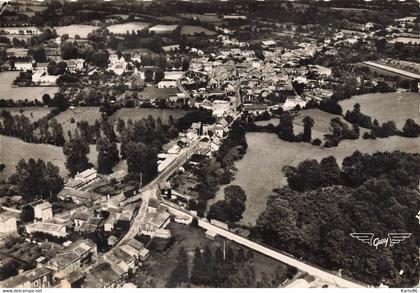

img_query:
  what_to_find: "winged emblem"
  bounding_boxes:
[350,233,374,246]
[388,233,412,247]
[350,232,412,248]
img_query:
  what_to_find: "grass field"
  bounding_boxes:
[138,87,179,100]
[132,222,288,288]
[0,72,58,102]
[254,108,349,141]
[53,107,102,139]
[148,24,178,35]
[107,22,151,34]
[0,135,67,181]
[180,25,216,36]
[54,25,97,38]
[112,108,190,124]
[1,107,53,123]
[0,135,99,181]
[339,92,419,128]
[211,132,420,226]
[43,106,189,141]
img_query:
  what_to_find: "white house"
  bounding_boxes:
[15,62,33,71]
[32,201,53,222]
[212,100,231,117]
[32,69,58,85]
[26,222,67,238]
[75,168,98,184]
[0,213,17,234]
[157,80,177,88]
[108,55,128,75]
[66,59,85,73]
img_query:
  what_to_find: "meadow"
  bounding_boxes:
[1,107,53,123]
[180,25,216,36]
[53,107,102,139]
[0,135,99,181]
[211,132,420,226]
[54,25,97,38]
[107,22,151,34]
[0,72,58,101]
[339,92,419,128]
[148,24,178,35]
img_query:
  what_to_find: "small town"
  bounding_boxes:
[0,0,419,290]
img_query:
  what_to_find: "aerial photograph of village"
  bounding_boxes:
[0,0,418,290]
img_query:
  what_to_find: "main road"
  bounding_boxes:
[161,201,366,288]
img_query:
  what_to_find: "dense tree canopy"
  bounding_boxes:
[9,158,64,202]
[63,133,91,176]
[257,151,420,287]
[208,185,247,222]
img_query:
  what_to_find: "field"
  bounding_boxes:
[132,222,288,288]
[107,22,151,34]
[389,37,420,45]
[45,106,189,141]
[0,135,99,181]
[0,72,58,102]
[112,108,190,124]
[211,132,420,226]
[156,16,181,23]
[53,107,102,139]
[1,107,53,123]
[0,135,67,181]
[180,25,216,36]
[137,87,179,100]
[254,108,350,141]
[148,24,178,35]
[339,92,419,128]
[54,25,97,38]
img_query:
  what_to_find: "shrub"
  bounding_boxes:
[311,138,322,146]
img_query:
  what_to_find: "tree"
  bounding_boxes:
[151,35,163,53]
[42,94,51,105]
[319,99,342,115]
[181,57,190,71]
[32,47,46,62]
[9,159,63,202]
[190,247,205,285]
[63,133,91,176]
[144,68,154,82]
[167,247,189,287]
[402,118,420,137]
[96,136,119,174]
[49,92,69,112]
[90,49,109,68]
[208,185,247,222]
[277,112,295,142]
[125,141,157,183]
[154,68,165,83]
[49,118,65,146]
[302,116,315,142]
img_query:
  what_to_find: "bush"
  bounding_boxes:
[311,138,322,146]
[70,117,75,124]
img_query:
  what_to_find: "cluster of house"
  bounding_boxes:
[9,55,85,85]
[184,38,332,114]
[64,168,99,191]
